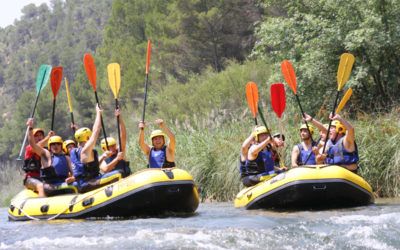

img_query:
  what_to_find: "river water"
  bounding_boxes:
[1,199,399,250]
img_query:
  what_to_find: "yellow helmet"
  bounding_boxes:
[63,139,76,153]
[33,128,44,136]
[332,120,346,134]
[75,127,92,143]
[299,124,314,135]
[150,130,166,141]
[101,137,117,151]
[253,126,269,141]
[48,135,63,148]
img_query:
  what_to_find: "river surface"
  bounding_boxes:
[1,199,399,250]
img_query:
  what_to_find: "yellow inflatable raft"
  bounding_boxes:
[235,165,374,209]
[9,168,199,221]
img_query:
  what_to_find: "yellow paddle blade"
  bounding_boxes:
[107,63,121,99]
[337,53,355,91]
[64,77,73,113]
[336,88,353,114]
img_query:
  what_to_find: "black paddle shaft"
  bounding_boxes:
[141,74,149,122]
[295,94,315,143]
[94,91,109,149]
[322,90,341,154]
[70,112,75,134]
[51,99,56,131]
[115,98,122,152]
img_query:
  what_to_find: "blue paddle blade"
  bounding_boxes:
[36,64,52,95]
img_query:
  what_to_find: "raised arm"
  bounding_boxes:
[26,118,51,167]
[117,109,127,153]
[138,121,151,156]
[303,113,327,135]
[330,113,355,151]
[156,119,175,153]
[248,136,272,161]
[81,105,102,162]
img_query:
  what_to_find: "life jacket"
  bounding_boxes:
[239,156,248,178]
[40,153,69,184]
[148,145,176,168]
[104,154,131,177]
[22,145,41,175]
[70,147,100,180]
[325,137,359,165]
[245,148,275,176]
[296,141,317,166]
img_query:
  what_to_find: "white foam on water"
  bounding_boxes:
[345,226,397,250]
[331,212,400,225]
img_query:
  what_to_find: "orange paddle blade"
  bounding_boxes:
[50,66,63,98]
[145,40,152,75]
[83,53,97,90]
[281,60,297,94]
[245,81,259,118]
[270,83,286,118]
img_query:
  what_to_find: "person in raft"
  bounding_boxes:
[239,129,255,178]
[23,126,54,197]
[241,126,277,187]
[99,108,131,177]
[138,119,176,168]
[69,105,121,193]
[316,113,359,173]
[26,119,75,196]
[271,133,288,172]
[291,113,327,167]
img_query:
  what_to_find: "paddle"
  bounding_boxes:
[50,66,63,131]
[17,64,52,160]
[141,40,152,123]
[107,63,122,151]
[322,53,355,154]
[83,53,108,149]
[270,83,286,167]
[245,81,259,125]
[64,77,76,134]
[281,60,314,142]
[335,88,353,114]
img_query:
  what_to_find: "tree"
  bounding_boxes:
[253,0,400,112]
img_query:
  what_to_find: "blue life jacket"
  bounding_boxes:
[104,154,131,177]
[296,142,317,165]
[40,153,69,184]
[70,147,100,180]
[246,148,275,176]
[148,146,176,168]
[325,137,359,165]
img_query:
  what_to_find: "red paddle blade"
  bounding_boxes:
[281,60,297,94]
[245,81,259,118]
[50,66,63,98]
[83,53,97,90]
[270,83,286,118]
[145,40,152,75]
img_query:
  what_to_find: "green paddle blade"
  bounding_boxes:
[36,64,52,95]
[337,53,355,91]
[107,63,121,99]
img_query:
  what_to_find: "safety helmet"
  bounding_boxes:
[48,135,63,148]
[332,120,346,134]
[299,124,314,135]
[323,123,329,129]
[75,127,92,143]
[63,139,76,153]
[272,133,285,141]
[101,137,117,151]
[150,130,166,141]
[33,128,44,136]
[253,126,269,141]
